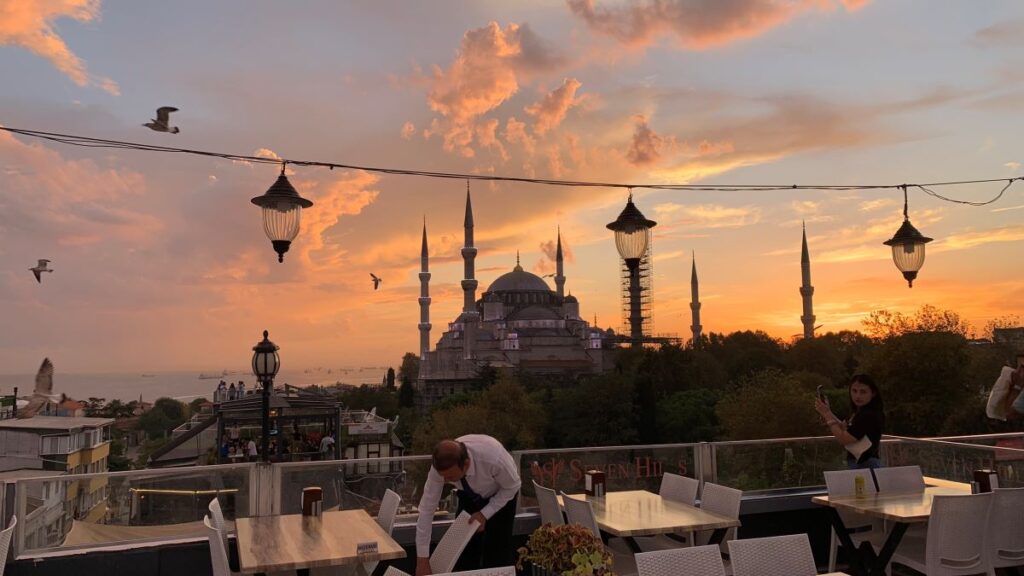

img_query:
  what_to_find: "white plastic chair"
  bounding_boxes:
[890,492,993,576]
[340,489,403,576]
[533,480,565,526]
[636,473,702,552]
[430,512,479,573]
[207,498,230,561]
[823,469,885,573]
[873,465,925,492]
[376,488,402,535]
[0,516,18,576]
[435,567,517,576]
[561,492,603,537]
[694,482,742,552]
[636,544,726,576]
[728,534,817,576]
[985,487,1024,574]
[660,473,700,505]
[204,514,233,576]
[382,568,410,576]
[558,492,637,575]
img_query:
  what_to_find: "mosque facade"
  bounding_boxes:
[415,188,618,409]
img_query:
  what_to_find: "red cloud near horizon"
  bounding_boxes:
[566,0,870,50]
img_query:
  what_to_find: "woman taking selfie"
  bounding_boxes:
[815,374,885,469]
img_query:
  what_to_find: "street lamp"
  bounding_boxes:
[250,163,314,263]
[883,186,932,288]
[251,330,280,463]
[606,192,656,347]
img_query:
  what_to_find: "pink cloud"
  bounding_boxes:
[475,118,508,160]
[625,114,664,166]
[400,121,416,140]
[503,116,536,155]
[525,78,583,135]
[566,0,867,50]
[0,129,157,246]
[0,0,119,93]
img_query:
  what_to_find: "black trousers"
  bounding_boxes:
[455,492,518,570]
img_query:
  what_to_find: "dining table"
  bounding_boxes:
[559,490,741,553]
[811,479,970,576]
[234,509,405,574]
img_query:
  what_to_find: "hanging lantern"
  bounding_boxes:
[250,163,314,263]
[883,186,932,287]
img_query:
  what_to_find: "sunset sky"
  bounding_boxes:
[1,0,1022,374]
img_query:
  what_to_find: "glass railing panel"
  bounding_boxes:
[514,445,698,512]
[16,463,254,554]
[276,456,460,526]
[710,437,846,492]
[881,436,1024,488]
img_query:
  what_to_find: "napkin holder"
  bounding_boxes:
[302,486,323,517]
[972,469,999,493]
[584,469,606,498]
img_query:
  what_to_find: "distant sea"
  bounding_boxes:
[0,367,392,403]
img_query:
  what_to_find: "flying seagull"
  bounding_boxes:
[370,273,382,290]
[29,259,53,283]
[17,358,65,419]
[143,107,180,133]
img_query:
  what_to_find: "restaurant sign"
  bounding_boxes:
[347,421,389,435]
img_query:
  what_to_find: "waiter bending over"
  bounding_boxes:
[415,434,521,574]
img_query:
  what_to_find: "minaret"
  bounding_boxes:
[461,182,478,313]
[554,227,566,299]
[690,252,702,347]
[800,222,816,339]
[418,218,432,361]
[461,182,479,359]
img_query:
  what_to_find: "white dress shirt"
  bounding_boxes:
[415,434,521,558]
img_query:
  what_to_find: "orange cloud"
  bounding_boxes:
[935,225,1024,251]
[423,21,562,156]
[567,0,867,50]
[525,78,583,135]
[0,0,118,93]
[294,170,380,269]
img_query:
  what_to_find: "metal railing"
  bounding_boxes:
[7,432,1024,559]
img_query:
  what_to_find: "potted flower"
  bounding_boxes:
[516,523,615,576]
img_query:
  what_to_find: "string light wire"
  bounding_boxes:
[1,126,1019,203]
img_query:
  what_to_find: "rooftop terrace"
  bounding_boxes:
[0,431,1021,575]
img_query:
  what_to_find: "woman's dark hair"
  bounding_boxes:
[849,373,883,413]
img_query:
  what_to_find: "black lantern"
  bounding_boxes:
[251,330,279,463]
[607,192,656,346]
[607,192,656,261]
[251,164,314,263]
[883,186,932,288]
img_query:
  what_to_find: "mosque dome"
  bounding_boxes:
[486,264,551,293]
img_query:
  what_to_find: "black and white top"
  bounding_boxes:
[846,407,884,465]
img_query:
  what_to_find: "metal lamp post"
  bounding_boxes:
[606,193,656,347]
[251,164,314,263]
[884,186,932,287]
[251,330,280,463]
